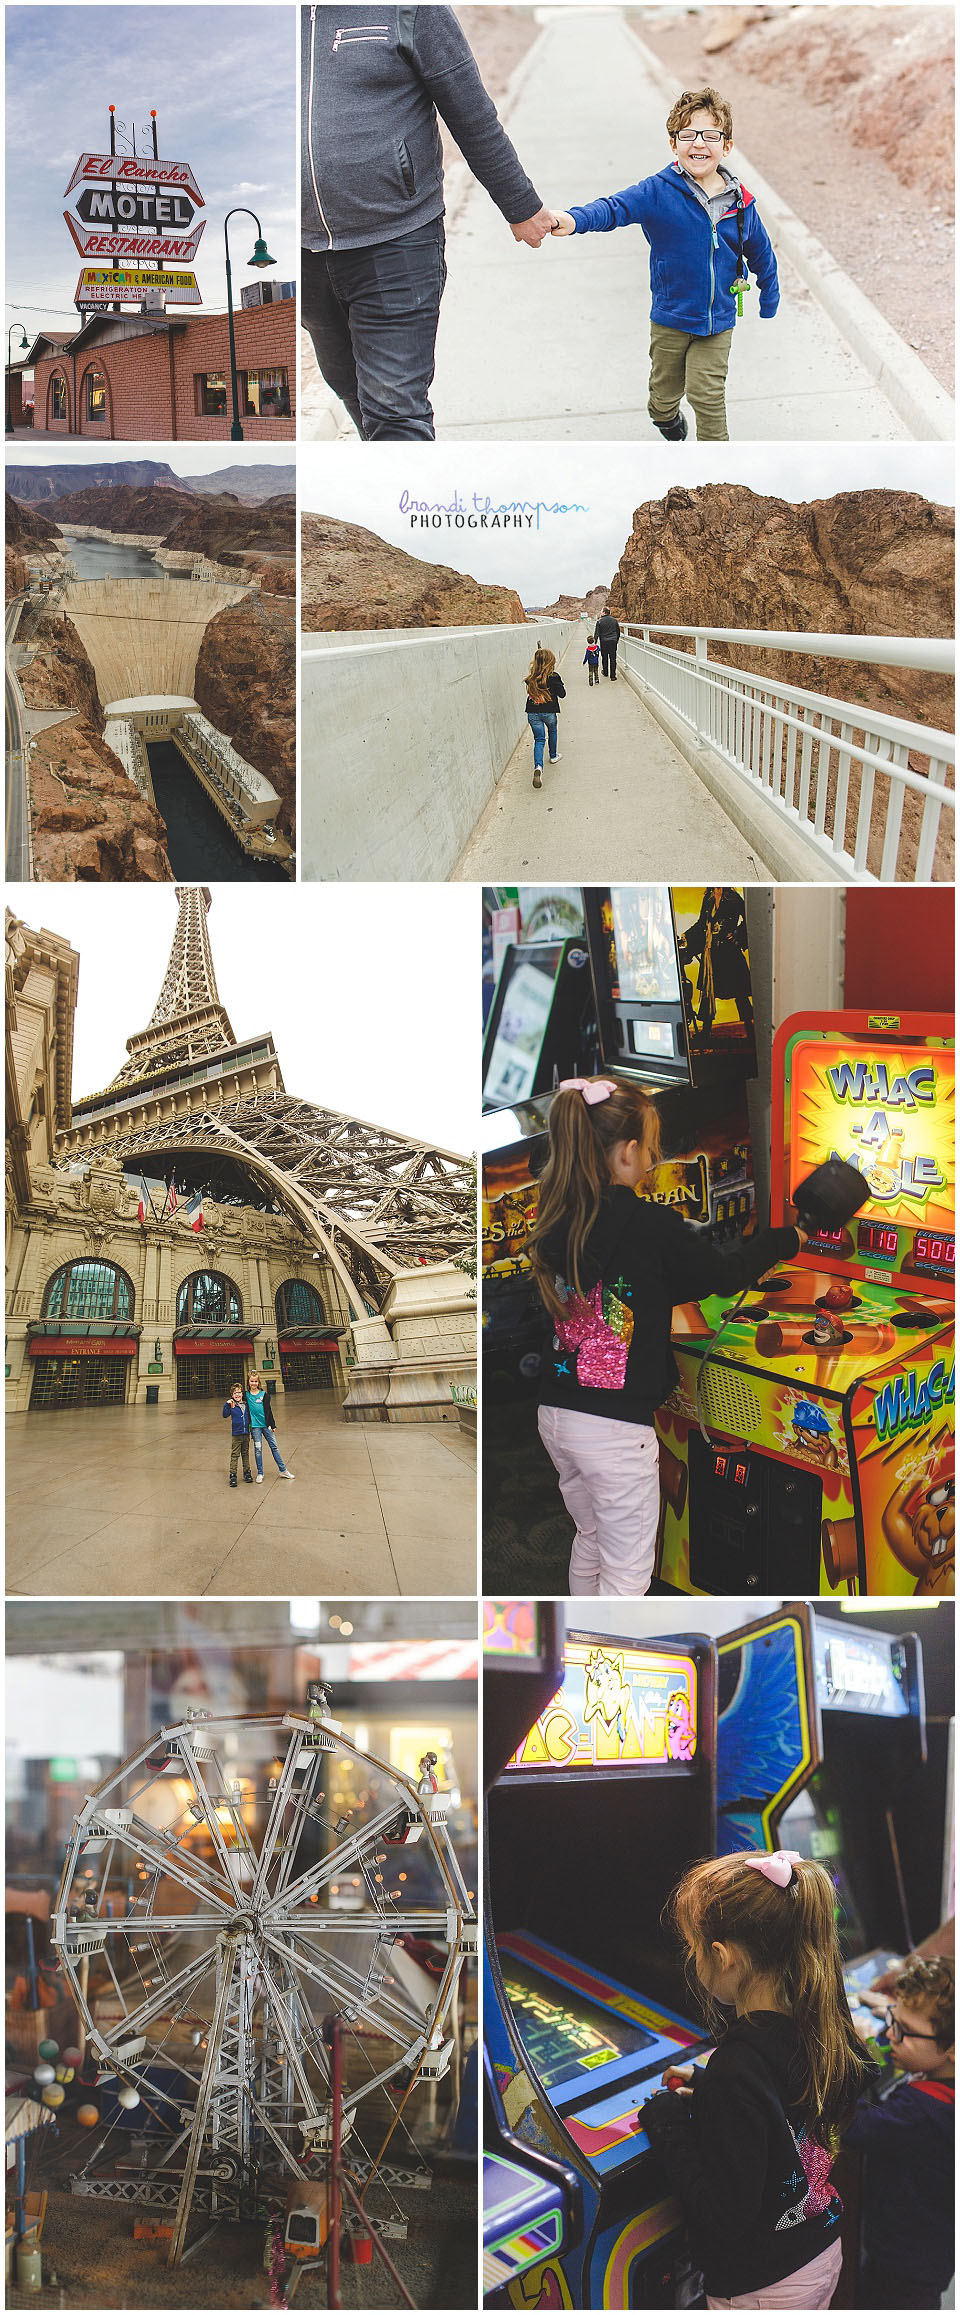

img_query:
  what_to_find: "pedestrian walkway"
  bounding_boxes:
[453,632,771,881]
[5,1392,476,1598]
[302,6,925,442]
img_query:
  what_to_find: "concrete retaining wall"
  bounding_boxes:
[300,621,576,880]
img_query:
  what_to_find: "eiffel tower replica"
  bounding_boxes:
[56,888,474,1395]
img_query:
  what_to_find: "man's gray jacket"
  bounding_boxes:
[302,4,542,251]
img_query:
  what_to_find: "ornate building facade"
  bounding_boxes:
[6,891,475,1422]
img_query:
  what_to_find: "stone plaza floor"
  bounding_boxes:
[5,1392,477,1598]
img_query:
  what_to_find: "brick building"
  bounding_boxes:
[19,298,295,441]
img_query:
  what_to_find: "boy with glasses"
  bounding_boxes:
[844,1956,954,2308]
[551,86,779,441]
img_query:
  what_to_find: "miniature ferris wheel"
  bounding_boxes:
[53,1705,476,2268]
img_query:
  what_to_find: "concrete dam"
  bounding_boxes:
[61,574,249,704]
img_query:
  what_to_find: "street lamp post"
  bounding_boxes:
[6,326,29,435]
[222,208,275,442]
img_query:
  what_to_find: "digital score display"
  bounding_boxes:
[502,1961,657,2091]
[713,1451,749,1486]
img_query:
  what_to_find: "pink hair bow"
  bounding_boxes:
[556,1078,617,1105]
[742,1849,802,1888]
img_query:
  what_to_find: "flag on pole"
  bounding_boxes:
[184,1192,205,1232]
[137,1174,152,1225]
[163,1178,178,1218]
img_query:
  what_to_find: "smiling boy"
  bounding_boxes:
[551,86,779,441]
[845,1956,954,2308]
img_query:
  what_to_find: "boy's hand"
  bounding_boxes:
[551,211,576,236]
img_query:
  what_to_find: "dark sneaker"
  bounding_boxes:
[653,412,688,441]
[230,1474,237,1487]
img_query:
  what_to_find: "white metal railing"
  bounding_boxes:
[622,626,955,883]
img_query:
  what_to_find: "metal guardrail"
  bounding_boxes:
[622,626,955,883]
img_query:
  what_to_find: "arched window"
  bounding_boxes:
[177,1272,242,1325]
[275,1278,326,1327]
[49,373,67,423]
[84,367,108,424]
[43,1260,133,1322]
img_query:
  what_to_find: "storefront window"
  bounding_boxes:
[275,1278,326,1326]
[195,373,228,416]
[43,1259,133,1321]
[177,1271,242,1324]
[85,369,107,422]
[50,374,67,421]
[240,368,290,418]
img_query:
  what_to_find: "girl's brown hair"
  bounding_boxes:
[668,1852,873,2144]
[527,1078,661,1319]
[526,645,556,706]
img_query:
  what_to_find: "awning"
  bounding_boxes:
[174,1338,255,1357]
[27,1320,142,1340]
[28,1337,138,1358]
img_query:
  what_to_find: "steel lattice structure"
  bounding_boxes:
[54,1712,476,2268]
[58,887,474,1309]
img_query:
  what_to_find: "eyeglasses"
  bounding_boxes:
[883,2007,942,2045]
[675,128,726,145]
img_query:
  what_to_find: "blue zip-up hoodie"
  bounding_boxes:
[222,1397,250,1436]
[569,162,779,337]
[842,2075,955,2293]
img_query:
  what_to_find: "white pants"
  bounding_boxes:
[706,2236,843,2309]
[537,1405,660,1595]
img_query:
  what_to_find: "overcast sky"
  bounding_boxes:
[5,6,296,346]
[7,446,294,479]
[300,441,955,601]
[7,885,477,1156]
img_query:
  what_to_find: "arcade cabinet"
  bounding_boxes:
[715,1602,928,2017]
[482,1599,582,2303]
[485,1615,717,2307]
[657,1011,954,1596]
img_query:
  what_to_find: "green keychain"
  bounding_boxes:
[732,274,751,319]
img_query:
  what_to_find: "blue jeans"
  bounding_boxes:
[526,709,558,771]
[252,1427,286,1476]
[301,221,446,440]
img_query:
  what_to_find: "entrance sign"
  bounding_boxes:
[74,267,202,307]
[65,152,204,201]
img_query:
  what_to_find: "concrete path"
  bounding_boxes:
[304,6,921,442]
[453,632,771,880]
[5,1391,476,1598]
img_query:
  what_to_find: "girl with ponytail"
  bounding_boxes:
[638,1850,875,2308]
[527,1077,800,1594]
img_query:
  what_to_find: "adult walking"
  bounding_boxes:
[596,608,621,680]
[525,646,566,789]
[302,5,555,440]
[245,1371,295,1483]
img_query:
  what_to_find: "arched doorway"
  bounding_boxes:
[175,1270,251,1399]
[274,1278,340,1391]
[30,1259,137,1409]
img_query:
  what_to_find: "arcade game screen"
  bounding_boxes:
[501,1960,659,2091]
[608,887,681,1005]
[483,948,563,1108]
[775,1784,868,1958]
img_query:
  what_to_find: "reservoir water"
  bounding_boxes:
[61,533,181,581]
[147,742,288,882]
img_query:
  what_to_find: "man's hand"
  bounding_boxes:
[551,211,576,236]
[510,207,556,247]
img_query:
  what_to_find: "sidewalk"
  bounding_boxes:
[453,632,772,881]
[303,6,930,442]
[5,1392,476,1597]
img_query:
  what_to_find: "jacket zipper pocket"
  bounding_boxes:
[397,139,415,196]
[332,24,389,44]
[307,6,333,249]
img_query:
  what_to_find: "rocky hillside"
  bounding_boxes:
[5,491,61,546]
[19,619,171,881]
[301,514,527,628]
[609,485,953,727]
[38,483,197,534]
[529,584,609,621]
[8,461,295,502]
[163,493,295,561]
[194,597,295,845]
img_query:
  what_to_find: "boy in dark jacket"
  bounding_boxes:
[845,1957,954,2309]
[551,85,779,441]
[222,1384,253,1486]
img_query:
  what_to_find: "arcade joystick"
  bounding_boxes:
[793,1159,871,1233]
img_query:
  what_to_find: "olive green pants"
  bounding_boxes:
[648,324,733,441]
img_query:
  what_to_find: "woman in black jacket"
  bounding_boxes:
[525,645,566,788]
